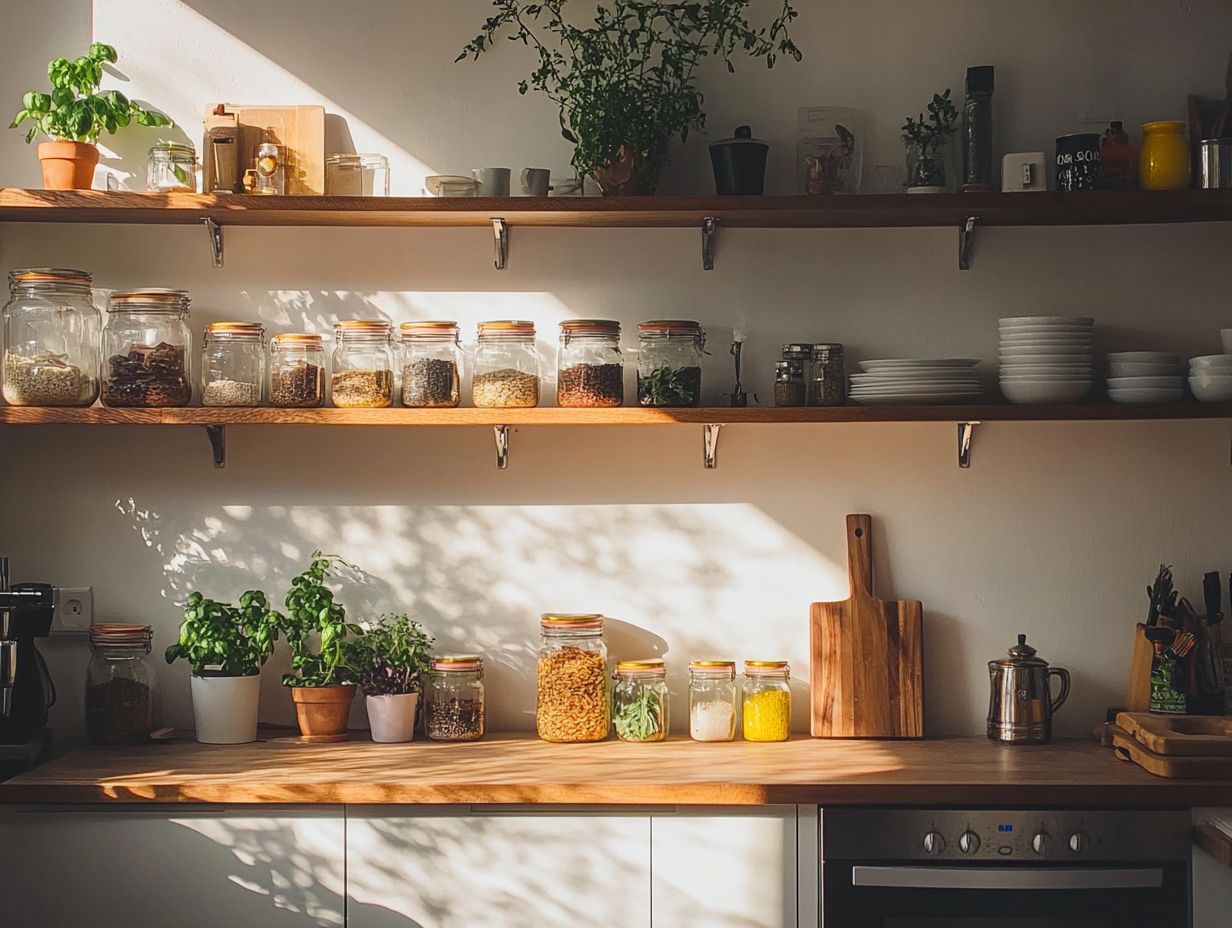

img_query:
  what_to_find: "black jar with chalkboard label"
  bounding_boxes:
[1055,133,1103,191]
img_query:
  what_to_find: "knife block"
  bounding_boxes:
[1125,623,1153,712]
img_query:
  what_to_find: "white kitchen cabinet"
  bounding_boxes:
[0,805,345,927]
[1192,809,1232,928]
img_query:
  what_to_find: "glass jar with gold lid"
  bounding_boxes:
[201,321,265,406]
[2,268,101,406]
[557,319,623,407]
[473,320,540,407]
[536,613,609,743]
[331,320,394,408]
[637,320,705,407]
[400,321,461,408]
[688,660,737,742]
[742,660,791,742]
[270,333,325,407]
[613,658,669,742]
[102,288,192,407]
[425,654,485,741]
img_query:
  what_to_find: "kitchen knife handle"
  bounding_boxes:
[846,513,874,598]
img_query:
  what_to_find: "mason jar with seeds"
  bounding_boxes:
[102,289,192,407]
[425,654,485,741]
[557,319,624,407]
[2,268,101,407]
[270,333,325,407]
[331,320,394,408]
[472,320,540,407]
[400,321,461,408]
[201,321,265,406]
[536,613,609,743]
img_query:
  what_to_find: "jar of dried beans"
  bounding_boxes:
[201,321,265,406]
[269,333,325,407]
[2,268,101,407]
[536,613,609,743]
[331,320,394,408]
[637,320,705,407]
[742,660,791,742]
[85,623,156,745]
[557,319,623,407]
[102,289,192,407]
[400,321,461,408]
[613,659,669,742]
[473,320,540,407]
[688,660,737,742]
[425,654,485,741]
[808,343,846,407]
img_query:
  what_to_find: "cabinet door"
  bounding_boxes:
[0,806,345,927]
[347,809,651,928]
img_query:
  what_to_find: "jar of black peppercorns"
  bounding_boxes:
[557,319,623,407]
[102,289,192,407]
[425,655,485,741]
[399,321,461,408]
[808,342,847,407]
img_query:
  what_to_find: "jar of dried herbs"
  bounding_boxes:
[331,320,394,407]
[425,654,485,741]
[86,623,156,745]
[536,614,609,743]
[558,319,623,407]
[2,268,101,406]
[613,659,669,742]
[637,320,705,407]
[101,289,192,407]
[808,343,847,407]
[400,321,461,408]
[270,333,326,407]
[201,321,265,406]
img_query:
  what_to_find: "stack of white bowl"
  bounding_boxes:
[1189,355,1232,402]
[998,316,1094,404]
[849,359,983,405]
[1106,352,1184,403]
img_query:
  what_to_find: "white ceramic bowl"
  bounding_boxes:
[1222,329,1232,354]
[999,315,1094,327]
[1106,351,1181,364]
[1108,362,1179,377]
[1105,375,1185,389]
[1189,355,1232,371]
[1108,387,1184,404]
[999,380,1092,404]
[1189,375,1232,402]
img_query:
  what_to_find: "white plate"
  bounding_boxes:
[1106,351,1181,363]
[1000,380,1092,404]
[998,339,1094,349]
[1108,387,1184,404]
[850,383,983,393]
[858,358,981,372]
[999,374,1093,383]
[1109,362,1181,377]
[851,389,983,398]
[1105,376,1184,389]
[999,315,1094,327]
[998,323,1094,333]
[851,393,982,405]
[850,370,981,381]
[999,362,1092,370]
[1000,345,1092,357]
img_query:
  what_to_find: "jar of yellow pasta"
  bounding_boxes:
[742,660,791,742]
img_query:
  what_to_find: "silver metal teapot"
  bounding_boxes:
[987,634,1071,744]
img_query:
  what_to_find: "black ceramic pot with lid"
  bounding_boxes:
[709,126,769,195]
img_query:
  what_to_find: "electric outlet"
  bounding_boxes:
[52,585,93,633]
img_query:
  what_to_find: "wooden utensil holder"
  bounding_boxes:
[1125,623,1154,712]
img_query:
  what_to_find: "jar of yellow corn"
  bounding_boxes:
[742,660,791,742]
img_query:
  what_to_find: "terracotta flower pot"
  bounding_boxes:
[289,684,356,742]
[37,140,100,190]
[592,143,661,196]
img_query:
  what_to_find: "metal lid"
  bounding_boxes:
[639,320,703,337]
[108,288,190,313]
[689,660,736,677]
[991,633,1049,668]
[782,343,814,359]
[432,654,483,672]
[400,321,460,340]
[478,320,535,338]
[206,321,264,338]
[810,342,844,356]
[10,267,92,287]
[541,613,603,630]
[271,333,324,348]
[335,320,392,340]
[616,658,666,675]
[709,125,768,149]
[88,622,153,651]
[744,660,789,675]
[560,319,620,336]
[148,141,195,157]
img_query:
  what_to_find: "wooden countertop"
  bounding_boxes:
[3,734,1231,806]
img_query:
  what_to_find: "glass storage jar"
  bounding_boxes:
[425,654,485,741]
[536,613,609,743]
[400,321,461,408]
[557,319,624,407]
[201,322,265,406]
[808,343,847,407]
[742,661,791,742]
[1140,120,1192,191]
[86,624,156,745]
[270,333,326,407]
[637,320,705,407]
[2,268,100,407]
[325,153,390,196]
[688,660,738,742]
[331,320,394,408]
[102,289,192,407]
[473,320,540,408]
[613,659,669,742]
[146,142,196,193]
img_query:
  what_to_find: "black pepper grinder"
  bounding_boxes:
[961,65,995,192]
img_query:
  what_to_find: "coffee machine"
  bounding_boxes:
[0,557,56,752]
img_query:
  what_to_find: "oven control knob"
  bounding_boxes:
[922,831,946,855]
[1068,832,1087,854]
[958,831,981,855]
[1031,831,1052,855]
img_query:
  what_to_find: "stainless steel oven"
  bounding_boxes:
[822,809,1192,927]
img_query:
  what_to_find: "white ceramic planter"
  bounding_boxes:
[190,673,261,744]
[366,693,418,743]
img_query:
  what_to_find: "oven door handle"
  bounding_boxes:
[851,866,1164,890]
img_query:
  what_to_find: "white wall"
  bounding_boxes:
[2,0,1232,743]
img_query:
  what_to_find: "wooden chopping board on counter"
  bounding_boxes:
[810,514,924,738]
[1109,724,1232,778]
[1115,711,1232,757]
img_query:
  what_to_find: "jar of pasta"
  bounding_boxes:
[536,614,609,742]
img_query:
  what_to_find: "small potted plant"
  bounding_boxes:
[901,89,958,193]
[351,614,434,743]
[164,590,279,744]
[9,42,171,190]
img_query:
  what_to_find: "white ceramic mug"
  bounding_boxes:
[472,167,511,197]
[520,167,550,197]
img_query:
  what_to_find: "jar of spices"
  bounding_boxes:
[201,322,265,406]
[636,320,705,407]
[742,660,791,742]
[102,289,192,407]
[1139,120,1191,191]
[808,343,847,407]
[425,654,485,741]
[613,659,669,742]
[688,660,738,742]
[774,343,811,408]
[536,613,609,743]
[270,333,326,407]
[331,320,394,408]
[146,142,196,193]
[473,320,540,408]
[85,623,156,745]
[400,321,461,408]
[557,319,624,407]
[2,268,101,407]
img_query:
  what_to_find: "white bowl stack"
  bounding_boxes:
[1189,355,1232,403]
[998,316,1094,404]
[850,359,983,405]
[1106,351,1184,404]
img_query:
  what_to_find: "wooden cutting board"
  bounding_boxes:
[202,104,326,195]
[1116,711,1232,757]
[810,514,924,738]
[1109,724,1232,778]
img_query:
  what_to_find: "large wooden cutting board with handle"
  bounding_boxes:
[810,514,924,738]
[202,104,325,195]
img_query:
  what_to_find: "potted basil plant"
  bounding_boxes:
[164,590,280,744]
[902,89,959,193]
[351,614,434,743]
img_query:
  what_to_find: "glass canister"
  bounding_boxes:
[270,333,326,407]
[536,613,609,743]
[146,142,196,193]
[774,344,811,408]
[325,153,390,196]
[425,654,485,741]
[637,320,705,407]
[742,660,791,742]
[85,623,156,745]
[557,319,624,407]
[2,268,100,406]
[689,660,738,742]
[201,322,265,406]
[808,343,847,407]
[400,321,461,408]
[102,289,192,407]
[331,320,394,408]
[613,659,669,742]
[472,320,540,408]
[1140,120,1191,191]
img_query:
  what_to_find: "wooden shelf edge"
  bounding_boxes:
[1194,822,1232,868]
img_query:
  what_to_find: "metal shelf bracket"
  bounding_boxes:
[703,423,724,469]
[491,218,509,270]
[203,217,223,268]
[494,424,510,469]
[204,424,226,468]
[958,215,978,270]
[957,420,980,468]
[701,217,718,270]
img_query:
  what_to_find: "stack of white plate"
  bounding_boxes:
[998,315,1094,404]
[850,359,982,405]
[1106,351,1184,404]
[1189,355,1232,403]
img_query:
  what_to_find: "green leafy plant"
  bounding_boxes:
[9,42,171,145]
[164,590,281,677]
[276,551,362,687]
[351,614,435,697]
[637,365,701,406]
[901,89,958,156]
[458,1,801,188]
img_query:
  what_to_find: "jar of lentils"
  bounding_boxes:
[688,660,737,742]
[557,319,623,407]
[102,289,192,407]
[201,322,265,406]
[742,660,791,742]
[2,268,101,407]
[536,614,609,743]
[400,321,461,408]
[774,344,811,408]
[270,333,325,407]
[85,624,156,745]
[808,343,846,406]
[473,320,540,408]
[613,659,669,742]
[331,320,394,407]
[637,320,705,407]
[425,655,485,741]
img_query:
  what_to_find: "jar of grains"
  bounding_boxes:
[808,343,846,407]
[557,319,623,407]
[269,333,326,407]
[536,613,609,743]
[688,660,738,742]
[613,659,669,742]
[399,321,461,408]
[201,321,265,406]
[742,660,791,742]
[473,320,540,407]
[102,289,192,407]
[636,320,705,407]
[331,320,394,408]
[774,343,811,408]
[425,654,485,741]
[2,268,101,407]
[85,623,156,745]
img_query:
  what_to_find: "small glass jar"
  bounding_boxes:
[325,153,391,197]
[1140,120,1192,191]
[102,289,192,407]
[201,322,265,406]
[146,142,196,193]
[426,655,485,741]
[613,659,669,742]
[558,319,624,407]
[688,660,738,742]
[637,320,705,407]
[400,321,461,408]
[536,613,609,743]
[331,320,394,408]
[473,320,540,408]
[85,624,156,745]
[774,343,812,408]
[270,333,326,407]
[808,343,847,407]
[742,660,791,742]
[2,268,101,407]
